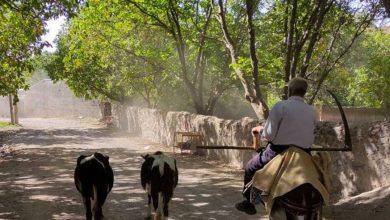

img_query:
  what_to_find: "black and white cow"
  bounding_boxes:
[141,151,178,220]
[74,152,114,220]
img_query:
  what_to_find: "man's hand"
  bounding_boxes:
[251,126,264,151]
[251,126,264,136]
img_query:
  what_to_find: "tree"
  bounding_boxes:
[0,0,79,123]
[383,0,390,15]
[212,0,385,119]
[338,29,390,113]
[124,0,235,115]
[0,0,79,96]
[45,1,176,106]
[213,0,270,119]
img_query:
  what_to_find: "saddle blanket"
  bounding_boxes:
[252,147,331,214]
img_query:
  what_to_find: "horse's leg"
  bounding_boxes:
[304,185,313,220]
[270,203,288,220]
[83,196,92,220]
[315,206,322,220]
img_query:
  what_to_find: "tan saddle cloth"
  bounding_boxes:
[252,146,331,214]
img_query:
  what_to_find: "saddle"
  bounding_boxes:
[251,147,330,215]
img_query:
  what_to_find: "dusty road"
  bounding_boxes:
[0,118,268,220]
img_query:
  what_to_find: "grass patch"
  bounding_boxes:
[0,121,15,129]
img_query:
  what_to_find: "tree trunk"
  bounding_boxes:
[9,95,15,124]
[250,102,268,120]
[215,0,269,119]
[13,102,19,124]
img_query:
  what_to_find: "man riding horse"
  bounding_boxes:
[235,77,316,215]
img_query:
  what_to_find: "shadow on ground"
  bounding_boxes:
[0,120,266,220]
[322,185,390,220]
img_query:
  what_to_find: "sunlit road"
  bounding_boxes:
[0,118,267,220]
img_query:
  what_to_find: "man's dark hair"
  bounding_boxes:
[288,77,308,97]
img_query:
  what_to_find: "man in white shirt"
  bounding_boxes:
[235,77,315,215]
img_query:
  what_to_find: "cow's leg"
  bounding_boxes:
[152,191,162,220]
[145,183,153,219]
[83,196,92,220]
[93,202,103,220]
[92,186,105,220]
[163,200,169,220]
[155,192,166,220]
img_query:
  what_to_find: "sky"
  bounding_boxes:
[41,16,66,53]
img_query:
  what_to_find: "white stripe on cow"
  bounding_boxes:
[80,154,105,169]
[150,154,176,176]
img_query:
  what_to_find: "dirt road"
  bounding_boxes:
[0,118,268,220]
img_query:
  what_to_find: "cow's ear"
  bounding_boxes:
[76,155,86,165]
[141,154,149,159]
[105,155,109,162]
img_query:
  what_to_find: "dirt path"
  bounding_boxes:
[0,118,268,220]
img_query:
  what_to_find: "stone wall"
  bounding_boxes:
[116,105,390,201]
[315,105,387,123]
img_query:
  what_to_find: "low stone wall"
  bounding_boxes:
[116,105,390,201]
[122,106,259,168]
[315,105,387,123]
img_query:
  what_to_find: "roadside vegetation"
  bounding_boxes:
[0,121,16,129]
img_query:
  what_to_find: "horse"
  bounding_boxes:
[74,152,114,220]
[252,147,330,220]
[141,151,178,220]
[270,183,324,220]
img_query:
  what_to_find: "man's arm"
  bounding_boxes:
[262,102,283,142]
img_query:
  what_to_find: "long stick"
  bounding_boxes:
[196,145,352,152]
[197,146,255,150]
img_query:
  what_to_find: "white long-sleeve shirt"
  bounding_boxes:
[262,96,315,148]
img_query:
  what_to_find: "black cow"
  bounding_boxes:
[74,152,114,220]
[141,151,178,220]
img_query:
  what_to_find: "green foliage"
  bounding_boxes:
[44,0,237,113]
[45,0,177,105]
[344,30,390,110]
[0,1,79,97]
[0,7,43,96]
[4,0,385,119]
[0,121,16,129]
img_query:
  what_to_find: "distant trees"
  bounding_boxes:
[330,29,390,115]
[0,0,79,123]
[46,1,177,106]
[47,0,235,115]
[212,0,385,119]
[3,0,389,120]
